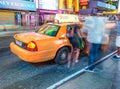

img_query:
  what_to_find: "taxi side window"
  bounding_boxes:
[44,26,59,36]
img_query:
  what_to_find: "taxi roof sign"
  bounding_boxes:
[54,14,80,23]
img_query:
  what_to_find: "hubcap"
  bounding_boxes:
[60,51,67,60]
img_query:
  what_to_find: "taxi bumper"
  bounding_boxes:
[10,42,52,63]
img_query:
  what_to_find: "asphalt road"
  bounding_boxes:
[0,51,88,89]
[0,29,117,89]
[0,50,116,89]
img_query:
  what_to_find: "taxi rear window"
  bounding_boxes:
[37,24,60,36]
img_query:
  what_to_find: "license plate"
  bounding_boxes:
[15,40,22,46]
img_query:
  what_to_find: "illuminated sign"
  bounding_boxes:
[59,0,64,10]
[0,0,36,11]
[103,9,118,14]
[80,0,89,5]
[66,0,73,9]
[97,1,116,10]
[38,0,58,10]
[74,0,79,12]
[104,0,118,2]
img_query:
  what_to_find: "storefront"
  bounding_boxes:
[0,0,36,32]
[80,1,116,15]
[37,0,61,25]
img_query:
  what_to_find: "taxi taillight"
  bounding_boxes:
[26,41,38,51]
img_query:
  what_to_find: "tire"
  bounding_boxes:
[54,47,69,65]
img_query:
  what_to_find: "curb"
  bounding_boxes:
[0,30,35,37]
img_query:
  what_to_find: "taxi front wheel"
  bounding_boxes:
[54,47,69,65]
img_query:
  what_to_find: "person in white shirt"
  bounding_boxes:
[82,13,109,72]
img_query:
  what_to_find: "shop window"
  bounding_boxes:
[0,11,16,31]
[15,12,22,26]
[0,12,15,25]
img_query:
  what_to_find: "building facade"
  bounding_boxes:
[0,0,36,32]
[80,0,116,15]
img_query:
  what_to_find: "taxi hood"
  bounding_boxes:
[14,32,53,42]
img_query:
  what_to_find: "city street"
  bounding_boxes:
[0,0,120,89]
[0,30,118,89]
[0,49,117,89]
[0,51,88,89]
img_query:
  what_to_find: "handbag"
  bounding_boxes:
[79,37,85,49]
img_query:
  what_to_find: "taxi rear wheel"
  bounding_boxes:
[54,47,69,65]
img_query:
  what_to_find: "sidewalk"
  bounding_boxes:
[58,56,120,89]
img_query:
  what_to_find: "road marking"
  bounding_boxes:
[47,50,117,89]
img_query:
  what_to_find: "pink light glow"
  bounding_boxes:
[39,10,62,14]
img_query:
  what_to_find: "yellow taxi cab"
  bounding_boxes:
[10,14,82,64]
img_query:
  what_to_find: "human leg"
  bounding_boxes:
[116,36,120,56]
[112,36,120,59]
[117,47,120,56]
[88,43,100,70]
[94,44,101,61]
[113,47,120,59]
[73,48,80,63]
[67,52,72,68]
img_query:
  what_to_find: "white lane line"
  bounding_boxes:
[47,50,117,89]
[87,50,117,69]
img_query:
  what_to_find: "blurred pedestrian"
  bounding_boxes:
[67,25,83,67]
[82,13,109,72]
[112,13,120,60]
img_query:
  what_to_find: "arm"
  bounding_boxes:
[105,22,116,29]
[81,17,94,35]
[76,28,86,38]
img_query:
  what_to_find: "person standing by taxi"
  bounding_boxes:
[112,13,120,60]
[67,25,83,67]
[82,13,108,72]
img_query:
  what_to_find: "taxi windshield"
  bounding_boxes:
[37,24,60,36]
